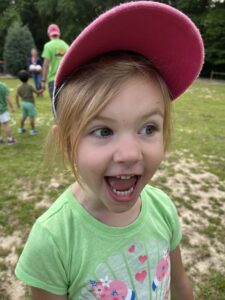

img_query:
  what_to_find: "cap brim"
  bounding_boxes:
[49,30,60,36]
[55,1,204,100]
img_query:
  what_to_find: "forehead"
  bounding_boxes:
[97,75,164,118]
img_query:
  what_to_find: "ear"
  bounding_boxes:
[52,124,60,140]
[50,124,63,150]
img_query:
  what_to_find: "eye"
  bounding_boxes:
[139,124,157,135]
[90,127,113,138]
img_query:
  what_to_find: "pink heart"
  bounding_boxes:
[135,270,147,283]
[128,245,135,253]
[138,255,147,264]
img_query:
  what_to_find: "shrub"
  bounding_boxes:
[3,21,35,75]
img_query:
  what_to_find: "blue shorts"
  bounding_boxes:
[21,101,36,118]
[48,81,54,100]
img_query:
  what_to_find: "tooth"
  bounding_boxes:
[112,187,134,196]
[116,175,133,180]
[121,176,131,179]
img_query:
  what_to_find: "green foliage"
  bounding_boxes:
[0,3,20,60]
[17,0,48,54]
[34,0,128,44]
[0,0,225,75]
[3,21,35,75]
[203,3,225,67]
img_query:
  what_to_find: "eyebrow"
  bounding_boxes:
[140,110,164,120]
[95,109,164,123]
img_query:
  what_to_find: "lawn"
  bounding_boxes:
[0,77,225,299]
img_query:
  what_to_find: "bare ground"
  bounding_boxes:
[1,153,225,299]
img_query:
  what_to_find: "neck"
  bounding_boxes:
[72,182,142,227]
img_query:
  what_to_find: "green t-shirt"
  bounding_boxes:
[42,38,69,82]
[15,184,181,299]
[0,83,9,114]
[17,83,35,103]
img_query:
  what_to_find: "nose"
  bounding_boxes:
[113,135,143,164]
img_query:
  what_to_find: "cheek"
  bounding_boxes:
[157,142,165,160]
[76,143,104,176]
[146,141,164,167]
[148,139,164,161]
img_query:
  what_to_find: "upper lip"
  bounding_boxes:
[105,174,141,177]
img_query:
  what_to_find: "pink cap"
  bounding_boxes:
[48,24,60,37]
[55,1,204,100]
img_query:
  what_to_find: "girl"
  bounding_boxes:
[28,48,43,93]
[15,2,204,299]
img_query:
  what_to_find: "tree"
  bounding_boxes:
[0,0,225,77]
[34,0,129,46]
[0,3,20,59]
[203,2,225,71]
[3,21,35,75]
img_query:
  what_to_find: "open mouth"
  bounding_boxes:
[105,175,140,202]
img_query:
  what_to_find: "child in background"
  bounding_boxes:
[16,70,42,135]
[15,2,204,300]
[0,82,16,144]
[28,48,43,94]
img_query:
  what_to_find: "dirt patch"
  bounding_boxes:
[154,155,225,288]
[0,233,25,300]
[1,155,225,299]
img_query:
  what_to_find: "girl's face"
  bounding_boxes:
[73,75,165,225]
[31,49,37,56]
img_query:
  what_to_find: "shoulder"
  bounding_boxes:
[28,83,35,90]
[0,82,7,88]
[142,184,178,219]
[142,184,174,205]
[59,39,69,48]
[42,41,52,56]
[142,185,182,250]
[44,40,52,48]
[36,187,75,231]
[16,84,22,91]
[0,83,9,93]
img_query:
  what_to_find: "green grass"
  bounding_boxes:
[0,77,225,299]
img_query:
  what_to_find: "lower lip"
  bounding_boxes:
[105,177,140,203]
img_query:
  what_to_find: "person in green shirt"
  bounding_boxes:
[41,24,69,100]
[0,82,16,144]
[16,70,42,135]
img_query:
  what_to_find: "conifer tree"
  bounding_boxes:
[3,21,35,75]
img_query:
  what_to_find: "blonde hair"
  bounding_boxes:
[47,52,172,179]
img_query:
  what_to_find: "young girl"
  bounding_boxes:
[28,48,43,92]
[15,2,204,299]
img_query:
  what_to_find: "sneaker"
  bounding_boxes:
[7,138,16,145]
[18,128,26,134]
[30,129,38,135]
[0,139,4,144]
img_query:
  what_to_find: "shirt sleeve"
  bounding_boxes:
[148,186,182,251]
[168,199,182,251]
[42,44,50,60]
[15,222,68,295]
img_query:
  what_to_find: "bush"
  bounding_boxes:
[3,21,35,75]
